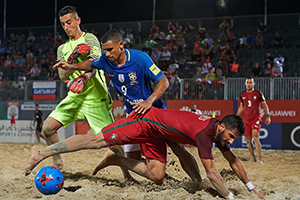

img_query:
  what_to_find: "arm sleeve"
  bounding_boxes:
[137,51,165,84]
[84,33,101,60]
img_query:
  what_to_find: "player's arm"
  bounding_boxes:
[261,101,271,125]
[221,150,265,199]
[53,59,93,72]
[201,158,233,199]
[40,115,44,128]
[133,76,169,114]
[236,102,244,116]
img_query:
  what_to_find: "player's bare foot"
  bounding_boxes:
[92,149,117,175]
[25,146,46,176]
[256,160,263,164]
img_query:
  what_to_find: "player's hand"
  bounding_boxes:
[67,43,91,64]
[265,117,271,126]
[251,189,265,199]
[53,61,72,70]
[64,74,89,93]
[133,100,152,114]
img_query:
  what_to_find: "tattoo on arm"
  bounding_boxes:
[49,142,68,154]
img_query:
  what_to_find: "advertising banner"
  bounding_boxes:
[33,81,56,100]
[166,100,234,119]
[231,123,282,150]
[282,123,300,150]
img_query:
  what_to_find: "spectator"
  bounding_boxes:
[193,78,204,99]
[262,51,274,67]
[15,52,26,71]
[40,54,50,72]
[262,63,273,77]
[11,77,24,90]
[170,72,181,86]
[171,78,180,100]
[184,21,194,33]
[173,21,182,32]
[164,67,174,81]
[151,46,161,61]
[258,21,267,34]
[17,71,26,84]
[201,56,213,77]
[183,81,190,100]
[204,67,216,81]
[150,24,159,38]
[219,19,230,33]
[47,68,58,81]
[201,33,213,47]
[197,27,206,40]
[123,29,135,48]
[246,33,255,49]
[176,34,186,53]
[159,47,171,70]
[27,63,41,78]
[26,49,34,61]
[193,67,202,80]
[168,58,179,74]
[272,61,283,77]
[143,35,157,56]
[274,31,283,48]
[0,44,7,56]
[255,32,264,48]
[0,77,11,90]
[190,102,202,115]
[252,62,262,77]
[274,52,284,67]
[216,68,225,82]
[27,31,35,46]
[37,48,46,59]
[239,33,247,49]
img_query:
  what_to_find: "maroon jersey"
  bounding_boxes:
[240,90,265,122]
[103,107,230,160]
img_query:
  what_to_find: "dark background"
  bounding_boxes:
[0,0,299,28]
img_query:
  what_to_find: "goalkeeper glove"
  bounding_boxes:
[67,43,91,64]
[64,74,89,93]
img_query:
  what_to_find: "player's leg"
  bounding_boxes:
[252,128,262,164]
[44,97,84,169]
[246,136,256,162]
[124,144,142,160]
[85,102,134,180]
[35,130,40,143]
[25,132,108,175]
[42,116,64,168]
[166,140,203,187]
[244,121,256,162]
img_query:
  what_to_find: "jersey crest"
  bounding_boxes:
[128,71,138,85]
[118,74,125,83]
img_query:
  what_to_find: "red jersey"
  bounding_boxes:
[240,90,265,122]
[102,107,230,161]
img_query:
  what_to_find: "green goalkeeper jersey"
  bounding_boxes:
[57,32,111,103]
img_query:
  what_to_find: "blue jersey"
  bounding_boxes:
[91,49,166,113]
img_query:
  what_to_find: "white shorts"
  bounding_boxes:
[124,144,141,152]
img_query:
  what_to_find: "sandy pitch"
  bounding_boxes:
[0,143,299,200]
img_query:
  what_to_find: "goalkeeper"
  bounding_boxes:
[43,5,132,180]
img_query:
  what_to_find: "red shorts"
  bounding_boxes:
[244,118,262,138]
[102,117,167,163]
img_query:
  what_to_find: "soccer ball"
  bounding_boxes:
[35,166,64,195]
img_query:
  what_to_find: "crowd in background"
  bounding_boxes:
[0,18,297,100]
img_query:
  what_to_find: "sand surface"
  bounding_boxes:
[0,143,300,200]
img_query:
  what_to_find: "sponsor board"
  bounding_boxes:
[167,100,233,119]
[231,123,282,150]
[282,123,300,150]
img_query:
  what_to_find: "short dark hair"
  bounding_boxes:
[220,114,245,136]
[101,29,122,44]
[35,104,39,107]
[59,5,78,17]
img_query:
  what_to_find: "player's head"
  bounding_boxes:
[35,104,39,111]
[101,29,124,63]
[245,77,255,91]
[59,5,81,38]
[216,114,244,147]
